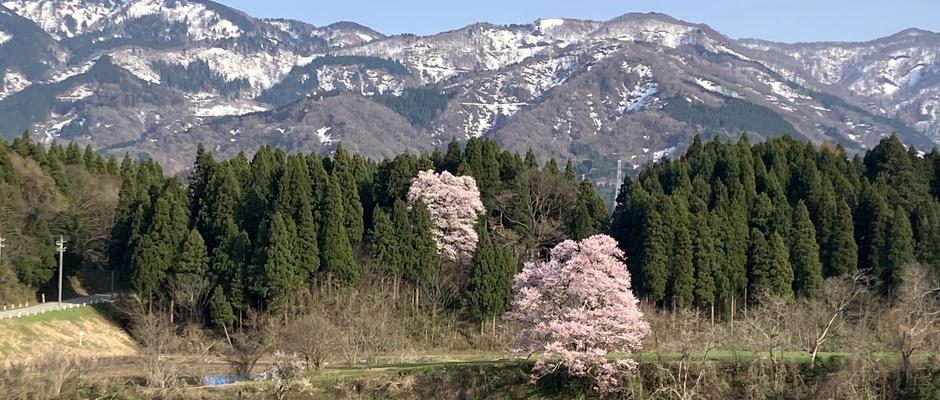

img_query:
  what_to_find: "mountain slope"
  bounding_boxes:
[739,30,940,143]
[0,1,938,183]
[0,5,67,100]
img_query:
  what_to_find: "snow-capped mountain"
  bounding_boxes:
[1,0,121,39]
[739,29,940,143]
[1,0,939,184]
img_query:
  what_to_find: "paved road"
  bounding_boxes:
[0,294,112,320]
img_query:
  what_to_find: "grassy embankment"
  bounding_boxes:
[0,303,137,364]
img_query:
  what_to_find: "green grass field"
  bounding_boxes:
[5,303,108,323]
[321,349,908,377]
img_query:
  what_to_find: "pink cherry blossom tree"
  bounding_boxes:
[407,170,486,262]
[504,234,650,393]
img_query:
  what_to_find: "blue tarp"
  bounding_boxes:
[202,375,245,386]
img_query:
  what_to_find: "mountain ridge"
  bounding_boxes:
[1,0,939,189]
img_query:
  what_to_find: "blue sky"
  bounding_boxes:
[216,0,939,43]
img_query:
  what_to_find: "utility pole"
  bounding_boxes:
[56,235,66,309]
[0,231,6,277]
[613,159,624,206]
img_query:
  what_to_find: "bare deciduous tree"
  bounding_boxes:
[128,311,181,389]
[226,311,274,378]
[37,352,93,397]
[166,272,211,325]
[58,166,119,268]
[743,294,792,365]
[0,352,99,399]
[337,292,397,366]
[282,311,343,370]
[421,260,463,319]
[494,169,577,258]
[881,263,940,389]
[803,272,872,367]
[646,307,726,400]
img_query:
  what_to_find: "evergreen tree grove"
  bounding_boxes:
[464,222,515,328]
[790,201,823,297]
[319,176,359,285]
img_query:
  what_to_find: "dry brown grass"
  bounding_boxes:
[0,304,137,366]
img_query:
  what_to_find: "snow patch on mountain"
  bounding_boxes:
[915,96,940,140]
[316,66,351,92]
[753,72,810,104]
[120,47,304,94]
[122,0,243,41]
[1,0,120,39]
[849,50,939,98]
[361,69,404,95]
[1,70,30,101]
[586,43,625,66]
[339,24,554,84]
[536,18,565,30]
[595,17,698,48]
[266,20,295,37]
[616,63,658,118]
[767,79,808,102]
[444,53,581,138]
[110,50,162,83]
[410,54,462,83]
[774,46,872,86]
[35,112,78,142]
[313,25,380,48]
[457,101,526,139]
[57,84,95,101]
[895,89,940,141]
[653,146,677,162]
[621,81,658,113]
[317,65,405,96]
[0,31,10,45]
[693,77,743,98]
[706,42,752,61]
[515,54,579,98]
[453,72,528,138]
[46,59,95,84]
[315,65,404,95]
[191,97,267,117]
[316,126,333,144]
[552,116,573,139]
[478,27,549,70]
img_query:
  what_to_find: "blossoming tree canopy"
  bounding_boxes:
[504,234,651,393]
[406,169,486,262]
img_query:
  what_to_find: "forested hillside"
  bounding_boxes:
[0,132,120,304]
[106,137,607,329]
[611,133,940,315]
[4,131,939,326]
[4,129,940,325]
[6,131,940,397]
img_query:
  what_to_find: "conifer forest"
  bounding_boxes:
[4,131,940,398]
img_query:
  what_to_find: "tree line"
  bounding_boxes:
[662,94,801,140]
[610,133,940,317]
[9,129,933,331]
[0,131,120,303]
[372,87,455,129]
[106,136,608,330]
